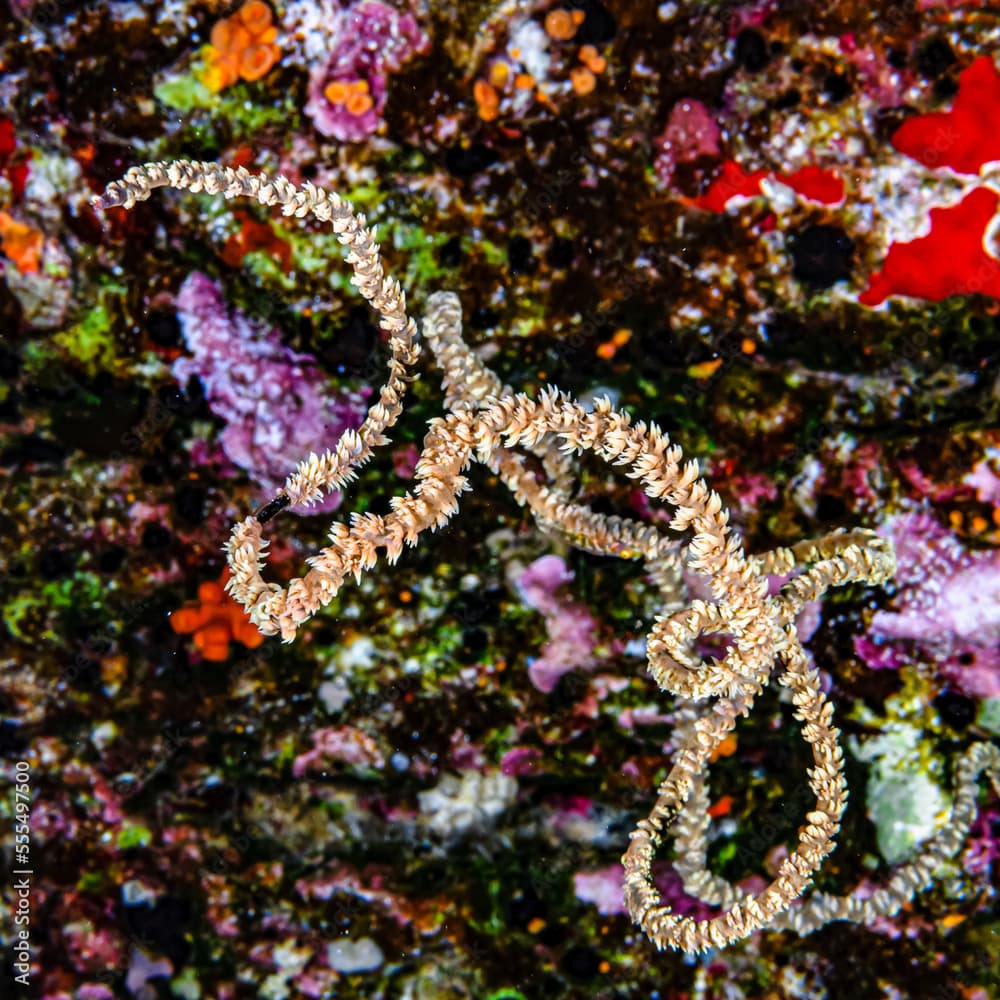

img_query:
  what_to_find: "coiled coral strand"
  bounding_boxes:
[94,161,999,954]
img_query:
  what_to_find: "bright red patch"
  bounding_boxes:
[0,117,30,201]
[7,160,29,201]
[691,159,768,211]
[0,119,15,159]
[707,795,734,819]
[692,160,844,211]
[892,56,1000,174]
[859,187,1000,306]
[780,165,845,204]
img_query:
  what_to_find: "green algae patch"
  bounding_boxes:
[977,698,1000,737]
[154,69,216,114]
[116,823,154,850]
[54,282,130,376]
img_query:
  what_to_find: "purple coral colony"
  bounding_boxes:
[2,0,1000,996]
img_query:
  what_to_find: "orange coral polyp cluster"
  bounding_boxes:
[170,570,265,661]
[202,1,280,93]
[570,44,605,96]
[473,79,500,121]
[0,210,44,273]
[569,65,595,96]
[474,25,607,120]
[322,78,374,117]
[544,8,585,41]
[578,44,605,75]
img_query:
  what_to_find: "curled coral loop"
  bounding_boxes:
[646,599,774,700]
[93,160,995,956]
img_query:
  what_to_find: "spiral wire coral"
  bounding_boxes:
[95,161,1000,954]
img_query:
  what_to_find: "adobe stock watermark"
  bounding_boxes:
[10,759,33,989]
